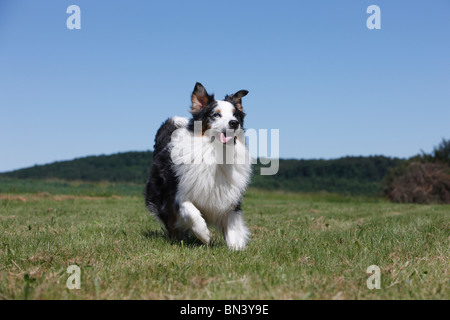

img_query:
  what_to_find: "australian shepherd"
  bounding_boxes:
[145,82,252,250]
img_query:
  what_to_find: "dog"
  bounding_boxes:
[145,82,252,250]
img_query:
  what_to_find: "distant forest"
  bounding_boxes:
[0,151,404,196]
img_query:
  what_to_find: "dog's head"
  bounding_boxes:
[188,82,249,144]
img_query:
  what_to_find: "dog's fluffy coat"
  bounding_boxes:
[145,83,252,250]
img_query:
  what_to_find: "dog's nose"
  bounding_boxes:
[229,120,239,129]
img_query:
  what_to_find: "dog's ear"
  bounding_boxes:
[191,82,213,112]
[229,90,249,111]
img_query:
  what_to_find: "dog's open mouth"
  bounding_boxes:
[220,132,237,144]
[220,132,233,144]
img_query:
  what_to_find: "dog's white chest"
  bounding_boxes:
[171,131,251,216]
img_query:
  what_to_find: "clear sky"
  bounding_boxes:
[0,0,449,172]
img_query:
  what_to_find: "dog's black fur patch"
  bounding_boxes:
[145,118,179,234]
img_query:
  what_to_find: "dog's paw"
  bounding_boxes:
[226,234,248,251]
[191,221,210,245]
[227,241,247,251]
[225,221,250,251]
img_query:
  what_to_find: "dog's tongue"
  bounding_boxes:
[220,132,233,144]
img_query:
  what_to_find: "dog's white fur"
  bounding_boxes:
[169,101,252,250]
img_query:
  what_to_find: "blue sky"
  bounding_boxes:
[0,0,449,172]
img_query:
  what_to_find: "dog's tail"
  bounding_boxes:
[153,117,187,155]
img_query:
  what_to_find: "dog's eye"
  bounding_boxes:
[213,112,221,118]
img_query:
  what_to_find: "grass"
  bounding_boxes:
[0,177,144,197]
[0,179,448,300]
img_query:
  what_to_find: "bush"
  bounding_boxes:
[386,162,450,204]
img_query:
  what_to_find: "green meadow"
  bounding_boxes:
[0,179,448,300]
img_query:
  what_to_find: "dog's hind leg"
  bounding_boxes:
[177,201,210,245]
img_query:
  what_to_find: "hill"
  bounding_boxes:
[1,151,153,183]
[0,151,404,195]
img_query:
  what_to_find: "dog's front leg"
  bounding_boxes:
[178,201,210,245]
[223,210,250,250]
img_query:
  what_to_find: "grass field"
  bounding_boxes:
[0,179,448,300]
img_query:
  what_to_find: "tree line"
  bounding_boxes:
[1,151,404,196]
